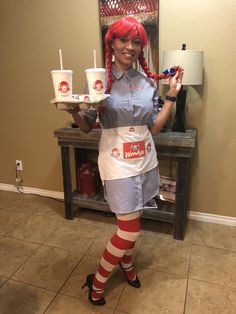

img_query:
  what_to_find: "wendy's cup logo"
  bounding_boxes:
[83,95,90,101]
[58,81,70,94]
[93,80,103,93]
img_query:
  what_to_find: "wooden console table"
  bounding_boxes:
[54,127,197,240]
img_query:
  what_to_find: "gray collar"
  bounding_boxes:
[112,65,136,81]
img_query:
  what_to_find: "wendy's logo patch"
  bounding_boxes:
[147,142,152,152]
[123,141,145,159]
[111,147,120,158]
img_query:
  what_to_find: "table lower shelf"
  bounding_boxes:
[72,191,175,223]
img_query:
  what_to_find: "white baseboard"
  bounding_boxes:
[0,183,64,200]
[189,211,236,226]
[1,183,236,226]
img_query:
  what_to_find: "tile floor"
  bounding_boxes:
[0,190,236,314]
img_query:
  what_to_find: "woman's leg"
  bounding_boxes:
[92,210,141,301]
[119,210,143,281]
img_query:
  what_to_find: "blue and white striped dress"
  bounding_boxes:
[82,65,160,214]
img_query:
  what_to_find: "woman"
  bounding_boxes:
[69,16,184,306]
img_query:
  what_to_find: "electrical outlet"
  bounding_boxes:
[16,160,23,171]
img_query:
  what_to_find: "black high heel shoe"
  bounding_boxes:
[81,274,105,306]
[119,262,141,288]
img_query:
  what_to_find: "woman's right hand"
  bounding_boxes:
[66,107,81,115]
[66,107,93,133]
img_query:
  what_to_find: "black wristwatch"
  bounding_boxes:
[165,95,177,102]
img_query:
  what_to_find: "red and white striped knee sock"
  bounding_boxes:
[120,244,136,281]
[92,211,141,301]
[119,209,142,281]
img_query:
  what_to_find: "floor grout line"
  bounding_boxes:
[7,243,43,280]
[4,277,57,293]
[182,242,193,314]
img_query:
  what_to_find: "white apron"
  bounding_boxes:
[98,125,158,181]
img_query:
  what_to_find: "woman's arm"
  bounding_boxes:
[67,108,93,133]
[150,67,184,135]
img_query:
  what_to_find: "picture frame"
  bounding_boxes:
[157,175,176,203]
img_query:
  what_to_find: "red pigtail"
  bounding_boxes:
[105,45,113,94]
[138,50,156,79]
[139,50,179,81]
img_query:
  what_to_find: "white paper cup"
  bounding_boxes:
[85,68,105,98]
[51,70,73,101]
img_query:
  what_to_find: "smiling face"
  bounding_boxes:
[111,36,142,71]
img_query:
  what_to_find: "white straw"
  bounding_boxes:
[93,49,97,68]
[59,49,64,70]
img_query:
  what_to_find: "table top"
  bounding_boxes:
[54,127,197,148]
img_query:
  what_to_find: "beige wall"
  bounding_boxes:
[159,0,236,217]
[0,0,102,191]
[1,0,236,217]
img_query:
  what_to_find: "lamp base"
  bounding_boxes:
[171,89,186,132]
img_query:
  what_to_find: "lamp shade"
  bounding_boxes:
[162,50,203,85]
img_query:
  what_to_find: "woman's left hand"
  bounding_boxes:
[168,66,184,97]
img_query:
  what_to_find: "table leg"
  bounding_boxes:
[61,146,73,219]
[174,157,190,240]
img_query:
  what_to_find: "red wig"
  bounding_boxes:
[105,16,148,47]
[105,16,176,93]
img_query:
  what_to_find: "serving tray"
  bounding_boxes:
[51,94,110,110]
